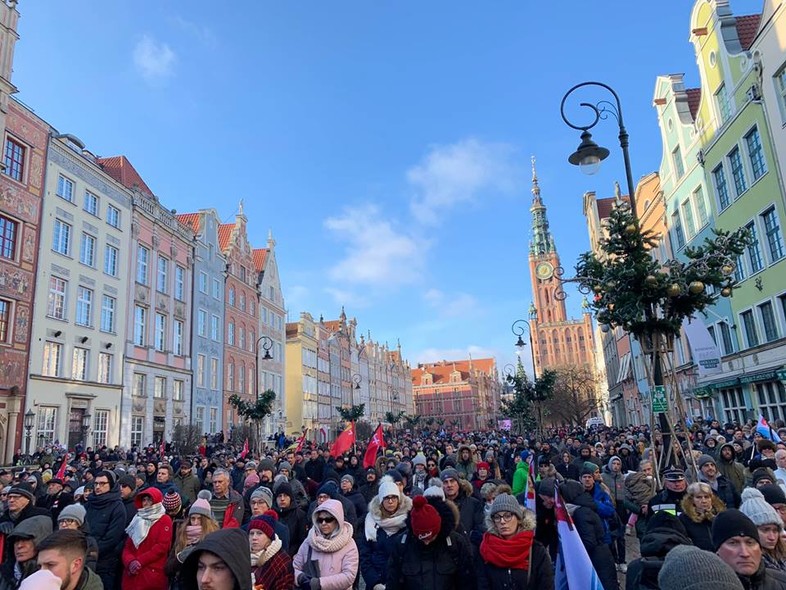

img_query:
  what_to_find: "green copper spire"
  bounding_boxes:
[529,156,556,256]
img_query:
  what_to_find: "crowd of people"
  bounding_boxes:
[3,418,786,589]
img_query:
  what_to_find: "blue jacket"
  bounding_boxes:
[590,482,615,544]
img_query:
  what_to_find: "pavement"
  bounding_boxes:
[618,529,642,586]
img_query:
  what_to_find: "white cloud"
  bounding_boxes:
[324,204,427,287]
[423,288,479,318]
[414,345,497,365]
[133,35,177,81]
[171,15,217,47]
[407,138,521,226]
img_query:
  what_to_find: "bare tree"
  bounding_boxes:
[543,365,599,426]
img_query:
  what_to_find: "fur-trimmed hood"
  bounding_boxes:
[680,493,725,523]
[484,507,535,536]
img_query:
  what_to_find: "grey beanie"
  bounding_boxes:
[251,486,273,508]
[697,454,716,470]
[740,487,783,529]
[412,454,427,467]
[278,461,292,473]
[341,474,354,486]
[440,467,460,482]
[489,493,523,519]
[57,503,86,526]
[658,545,743,590]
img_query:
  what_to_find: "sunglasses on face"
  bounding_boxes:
[316,516,336,524]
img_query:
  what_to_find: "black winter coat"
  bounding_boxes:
[358,523,404,587]
[567,496,618,590]
[476,539,554,590]
[85,488,127,590]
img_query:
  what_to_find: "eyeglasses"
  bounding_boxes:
[492,512,516,523]
[94,480,109,487]
[316,516,336,524]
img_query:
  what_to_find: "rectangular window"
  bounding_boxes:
[209,408,218,433]
[154,376,166,398]
[0,214,17,260]
[131,416,144,447]
[694,187,708,227]
[197,309,207,337]
[672,146,685,179]
[713,165,730,211]
[0,298,9,343]
[154,313,166,351]
[198,271,208,294]
[173,379,184,401]
[48,277,67,320]
[133,305,146,346]
[729,147,747,197]
[761,207,785,262]
[57,175,75,202]
[781,295,786,326]
[681,199,696,238]
[80,233,96,267]
[227,322,235,346]
[211,315,220,341]
[719,321,734,355]
[238,365,245,393]
[746,221,764,273]
[671,211,685,250]
[106,205,120,228]
[174,266,185,301]
[745,127,767,181]
[3,137,24,181]
[741,309,760,347]
[777,66,786,122]
[72,347,88,380]
[172,320,184,356]
[133,373,146,397]
[758,381,786,423]
[93,410,109,447]
[37,408,57,445]
[720,386,746,425]
[227,363,234,390]
[210,357,219,390]
[75,286,93,327]
[100,295,115,333]
[716,83,733,123]
[42,341,62,376]
[734,254,747,283]
[212,278,221,300]
[197,354,206,387]
[195,407,205,434]
[83,192,99,216]
[53,219,72,255]
[759,301,779,342]
[104,244,119,277]
[98,352,112,383]
[136,245,150,284]
[157,257,169,293]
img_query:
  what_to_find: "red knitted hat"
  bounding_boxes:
[162,491,181,513]
[263,509,279,522]
[410,495,441,543]
[477,462,490,471]
[249,514,276,539]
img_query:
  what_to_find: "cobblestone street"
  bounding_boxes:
[618,530,642,586]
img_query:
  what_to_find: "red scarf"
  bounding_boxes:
[479,530,534,569]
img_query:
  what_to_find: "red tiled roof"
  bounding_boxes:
[596,196,630,220]
[217,223,234,251]
[175,212,202,233]
[686,88,701,120]
[411,358,497,385]
[736,14,761,50]
[96,155,154,196]
[322,320,342,334]
[252,248,269,272]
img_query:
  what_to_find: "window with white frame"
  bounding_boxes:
[197,354,206,387]
[133,305,147,346]
[133,373,146,397]
[3,137,25,182]
[239,326,245,350]
[720,386,746,424]
[84,192,99,216]
[131,415,144,447]
[157,257,169,293]
[745,127,767,181]
[57,175,75,202]
[229,287,235,306]
[729,147,747,197]
[195,406,205,433]
[154,376,166,398]
[80,233,96,267]
[53,219,71,255]
[173,379,184,401]
[249,329,255,353]
[0,298,10,343]
[100,295,115,333]
[248,366,254,394]
[719,321,735,355]
[210,357,219,390]
[672,146,685,179]
[776,65,786,122]
[228,321,235,345]
[174,266,185,301]
[48,277,67,320]
[72,347,88,380]
[780,294,786,326]
[757,381,786,423]
[154,313,166,351]
[238,362,245,393]
[199,272,208,294]
[107,204,120,229]
[209,408,218,433]
[715,83,733,124]
[98,352,112,383]
[761,207,785,263]
[212,278,221,300]
[671,211,685,250]
[211,315,219,341]
[197,309,207,337]
[227,362,234,390]
[42,341,62,376]
[734,254,747,283]
[713,165,731,211]
[104,244,119,277]
[75,286,93,327]
[173,319,184,355]
[93,410,109,447]
[681,199,696,238]
[137,246,153,285]
[0,214,17,260]
[694,186,708,228]
[746,221,764,273]
[239,292,246,312]
[758,301,779,342]
[741,309,760,347]
[37,407,57,445]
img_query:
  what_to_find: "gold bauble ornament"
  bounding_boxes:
[689,281,705,294]
[645,275,658,287]
[593,284,603,294]
[624,224,637,235]
[721,264,734,276]
[667,283,681,297]
[721,286,732,297]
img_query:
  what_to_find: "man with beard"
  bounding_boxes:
[85,470,127,590]
[37,478,73,525]
[174,459,201,504]
[37,529,103,590]
[697,454,740,509]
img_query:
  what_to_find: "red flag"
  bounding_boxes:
[330,422,355,458]
[240,438,249,459]
[363,423,386,469]
[296,429,308,453]
[525,457,537,513]
[55,453,70,481]
[159,438,166,458]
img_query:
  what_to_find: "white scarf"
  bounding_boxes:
[253,536,283,567]
[364,496,411,541]
[125,503,166,548]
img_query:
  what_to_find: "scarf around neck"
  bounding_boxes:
[365,497,411,541]
[480,530,534,569]
[126,503,166,548]
[308,521,354,553]
[253,536,283,568]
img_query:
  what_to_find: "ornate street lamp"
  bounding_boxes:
[511,319,537,380]
[23,410,34,456]
[255,335,273,401]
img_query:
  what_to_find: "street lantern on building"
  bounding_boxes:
[23,409,34,455]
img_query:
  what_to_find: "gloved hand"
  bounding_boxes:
[128,560,142,575]
[297,574,312,590]
[310,578,321,590]
[0,521,13,535]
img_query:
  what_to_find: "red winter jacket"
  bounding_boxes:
[121,487,173,590]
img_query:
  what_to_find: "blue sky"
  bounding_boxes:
[13,1,761,375]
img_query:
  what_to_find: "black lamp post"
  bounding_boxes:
[23,409,34,456]
[511,319,537,380]
[255,335,273,401]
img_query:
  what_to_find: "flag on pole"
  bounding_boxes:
[524,456,537,513]
[286,429,309,453]
[159,438,166,458]
[330,422,355,458]
[555,487,603,589]
[363,423,387,469]
[55,453,70,481]
[757,415,782,443]
[240,438,249,459]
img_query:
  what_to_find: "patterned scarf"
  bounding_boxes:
[126,503,166,548]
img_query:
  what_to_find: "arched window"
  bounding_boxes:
[228,286,236,306]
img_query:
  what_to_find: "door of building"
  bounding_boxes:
[68,408,85,450]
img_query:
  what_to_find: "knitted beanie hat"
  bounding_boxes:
[751,467,776,486]
[658,545,743,590]
[538,477,556,499]
[439,468,460,482]
[277,461,292,473]
[248,514,276,539]
[410,495,441,543]
[759,483,786,506]
[581,461,599,476]
[412,454,427,467]
[378,480,400,502]
[8,483,35,502]
[712,509,760,550]
[244,472,260,489]
[476,462,490,471]
[251,486,274,508]
[57,503,86,526]
[276,482,294,500]
[697,454,716,470]
[740,487,783,529]
[117,474,136,491]
[490,493,523,519]
[341,474,354,486]
[316,481,337,499]
[163,491,181,513]
[424,485,445,500]
[188,490,214,520]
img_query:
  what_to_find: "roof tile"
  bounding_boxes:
[736,14,761,50]
[217,223,234,251]
[686,88,701,120]
[252,248,268,272]
[96,155,154,196]
[175,212,202,233]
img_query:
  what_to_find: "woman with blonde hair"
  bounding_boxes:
[164,490,219,589]
[678,481,725,551]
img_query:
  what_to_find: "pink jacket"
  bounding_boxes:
[293,499,359,590]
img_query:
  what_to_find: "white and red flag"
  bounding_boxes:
[554,486,603,590]
[363,423,387,469]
